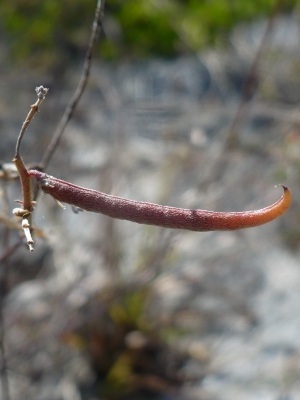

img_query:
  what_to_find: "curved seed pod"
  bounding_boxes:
[29,170,291,232]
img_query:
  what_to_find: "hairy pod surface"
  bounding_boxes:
[29,170,291,231]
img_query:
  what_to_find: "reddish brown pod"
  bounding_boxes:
[29,170,291,232]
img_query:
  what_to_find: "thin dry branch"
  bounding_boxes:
[14,86,49,160]
[13,86,49,251]
[13,86,49,212]
[39,0,106,171]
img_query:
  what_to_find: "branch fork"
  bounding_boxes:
[13,86,49,251]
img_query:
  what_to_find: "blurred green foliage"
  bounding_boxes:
[0,0,297,67]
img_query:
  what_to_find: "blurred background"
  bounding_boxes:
[0,1,300,399]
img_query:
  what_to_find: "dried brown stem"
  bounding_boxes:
[39,0,105,171]
[13,86,49,212]
[14,86,49,160]
[13,86,49,251]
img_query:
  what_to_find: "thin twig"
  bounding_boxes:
[13,86,49,251]
[14,86,49,160]
[39,0,106,171]
[13,86,49,212]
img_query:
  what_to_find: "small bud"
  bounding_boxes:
[35,86,49,100]
[13,208,29,217]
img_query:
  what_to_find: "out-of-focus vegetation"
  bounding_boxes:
[0,0,298,68]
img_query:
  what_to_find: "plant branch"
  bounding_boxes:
[14,86,49,160]
[13,86,48,212]
[13,86,48,251]
[39,0,106,171]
